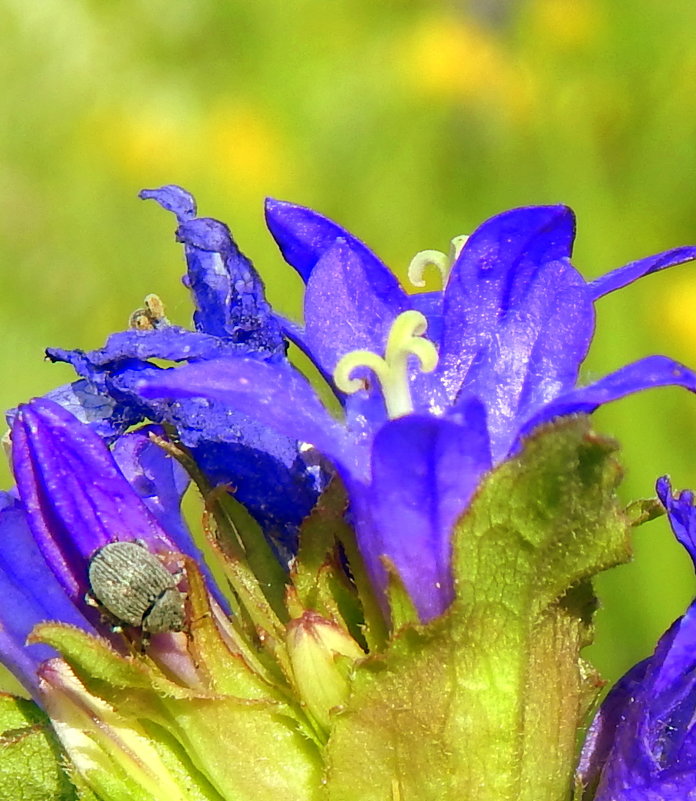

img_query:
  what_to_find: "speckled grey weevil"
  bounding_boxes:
[87,541,186,635]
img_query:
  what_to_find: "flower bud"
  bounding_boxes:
[286,612,364,733]
[38,659,212,801]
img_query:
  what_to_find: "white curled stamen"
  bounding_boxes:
[407,234,469,289]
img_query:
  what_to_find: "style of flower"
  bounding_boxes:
[578,476,696,801]
[47,186,324,559]
[136,195,696,621]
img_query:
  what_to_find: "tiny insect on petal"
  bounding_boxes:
[87,541,186,633]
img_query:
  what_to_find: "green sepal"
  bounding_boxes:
[205,489,290,623]
[73,783,101,801]
[31,597,323,800]
[196,510,293,681]
[288,480,372,648]
[384,559,420,631]
[0,693,76,801]
[183,556,288,699]
[29,624,200,700]
[290,479,387,650]
[324,418,631,801]
[68,770,102,801]
[625,496,665,527]
[39,660,223,801]
[291,479,351,610]
[144,692,323,800]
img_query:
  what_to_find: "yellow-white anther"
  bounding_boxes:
[407,234,469,289]
[333,310,438,419]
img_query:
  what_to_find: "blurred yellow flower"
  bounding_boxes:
[529,0,604,49]
[203,101,285,190]
[395,12,537,122]
[79,98,289,196]
[81,105,196,178]
[658,276,696,352]
[403,14,503,98]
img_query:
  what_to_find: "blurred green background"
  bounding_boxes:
[2,0,696,684]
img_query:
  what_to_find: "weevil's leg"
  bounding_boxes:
[84,593,125,632]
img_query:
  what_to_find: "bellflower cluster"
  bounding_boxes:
[138,190,696,620]
[1,186,696,801]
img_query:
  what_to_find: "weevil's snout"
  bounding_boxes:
[142,586,187,633]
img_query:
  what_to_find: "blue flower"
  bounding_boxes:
[578,477,696,800]
[46,186,325,559]
[136,200,696,622]
[0,398,218,699]
[0,490,92,702]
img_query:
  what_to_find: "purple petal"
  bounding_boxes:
[135,357,364,479]
[409,291,444,347]
[581,480,696,798]
[577,659,650,793]
[438,205,577,399]
[273,312,340,390]
[0,494,91,630]
[48,347,325,552]
[142,185,285,354]
[6,380,139,443]
[0,493,94,700]
[140,184,197,222]
[48,327,250,370]
[274,309,404,437]
[588,246,696,300]
[175,217,285,354]
[120,367,325,556]
[518,356,696,451]
[267,201,411,421]
[405,292,453,415]
[303,238,408,380]
[356,401,491,621]
[12,399,178,603]
[656,477,696,570]
[111,427,191,545]
[265,198,392,285]
[461,257,593,462]
[589,602,696,798]
[645,614,696,741]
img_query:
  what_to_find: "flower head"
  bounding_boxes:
[578,476,696,800]
[137,196,696,620]
[2,187,694,800]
